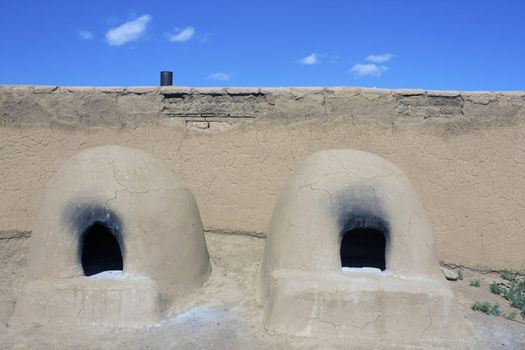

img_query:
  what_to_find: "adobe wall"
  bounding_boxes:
[1,85,524,272]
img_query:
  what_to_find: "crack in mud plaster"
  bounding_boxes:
[105,160,186,207]
[322,89,329,119]
[308,184,335,206]
[420,306,434,339]
[346,313,382,330]
[0,230,31,240]
[313,311,383,333]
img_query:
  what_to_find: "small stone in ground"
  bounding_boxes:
[441,267,459,281]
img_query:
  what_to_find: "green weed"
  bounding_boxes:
[471,301,502,316]
[469,279,480,287]
[490,270,525,320]
[490,282,504,295]
[501,269,517,282]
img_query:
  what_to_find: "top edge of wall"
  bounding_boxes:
[0,84,524,95]
[1,84,524,129]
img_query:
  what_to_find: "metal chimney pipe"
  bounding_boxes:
[160,71,173,86]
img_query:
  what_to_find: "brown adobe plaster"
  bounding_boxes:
[0,85,524,272]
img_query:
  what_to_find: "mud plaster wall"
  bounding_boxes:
[0,85,524,272]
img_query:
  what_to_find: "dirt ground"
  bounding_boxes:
[0,231,523,349]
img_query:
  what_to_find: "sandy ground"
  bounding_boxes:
[0,232,523,349]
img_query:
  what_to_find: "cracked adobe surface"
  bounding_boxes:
[0,86,524,270]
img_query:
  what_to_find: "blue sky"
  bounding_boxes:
[1,1,524,90]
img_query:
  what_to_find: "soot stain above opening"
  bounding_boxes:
[64,202,125,275]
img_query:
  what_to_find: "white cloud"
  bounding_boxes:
[207,72,233,81]
[169,27,195,42]
[78,30,94,40]
[366,53,394,63]
[350,64,388,77]
[299,53,319,65]
[106,15,151,47]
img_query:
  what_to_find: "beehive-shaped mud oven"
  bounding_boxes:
[12,146,211,327]
[260,150,471,340]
